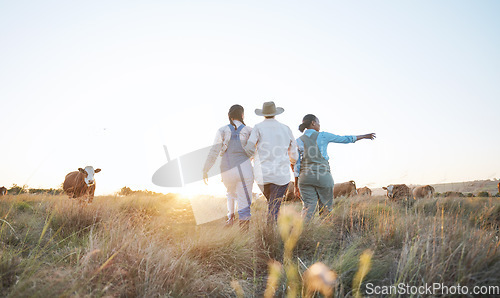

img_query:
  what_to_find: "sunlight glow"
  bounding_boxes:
[1,1,499,195]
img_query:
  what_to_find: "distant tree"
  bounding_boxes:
[477,191,489,198]
[28,188,64,195]
[117,187,164,197]
[8,184,27,195]
[119,186,134,196]
[465,193,475,197]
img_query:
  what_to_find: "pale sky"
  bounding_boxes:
[1,1,499,196]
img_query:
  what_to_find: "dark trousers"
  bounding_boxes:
[259,183,288,223]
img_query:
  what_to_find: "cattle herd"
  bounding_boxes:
[284,181,437,201]
[1,169,499,204]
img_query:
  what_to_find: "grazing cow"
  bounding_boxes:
[382,184,410,200]
[498,182,500,194]
[63,166,101,203]
[333,181,357,198]
[357,186,372,196]
[412,185,435,199]
[0,186,7,196]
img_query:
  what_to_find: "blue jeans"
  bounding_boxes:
[259,183,288,223]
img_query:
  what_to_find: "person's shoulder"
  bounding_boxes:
[252,121,265,129]
[279,122,294,133]
[278,122,297,141]
[320,131,339,138]
[272,119,288,128]
[242,125,252,131]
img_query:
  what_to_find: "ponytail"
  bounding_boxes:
[298,123,307,132]
[228,104,245,129]
[298,114,317,132]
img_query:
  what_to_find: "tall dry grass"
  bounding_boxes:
[0,193,499,297]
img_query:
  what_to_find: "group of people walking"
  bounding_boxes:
[203,101,375,228]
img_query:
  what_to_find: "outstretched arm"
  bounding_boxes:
[323,132,376,144]
[355,133,376,141]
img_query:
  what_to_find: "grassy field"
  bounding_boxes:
[0,193,499,297]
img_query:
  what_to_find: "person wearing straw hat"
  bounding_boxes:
[244,101,298,224]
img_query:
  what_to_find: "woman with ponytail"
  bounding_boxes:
[203,105,254,228]
[294,114,375,221]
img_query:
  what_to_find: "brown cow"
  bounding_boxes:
[63,166,101,203]
[0,186,7,196]
[498,182,500,195]
[334,181,357,198]
[382,184,410,200]
[357,186,372,196]
[412,185,435,199]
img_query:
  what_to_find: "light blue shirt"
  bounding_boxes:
[294,129,357,177]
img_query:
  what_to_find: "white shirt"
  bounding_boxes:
[244,118,298,185]
[203,120,252,173]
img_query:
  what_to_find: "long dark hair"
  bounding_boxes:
[228,104,245,129]
[298,114,318,132]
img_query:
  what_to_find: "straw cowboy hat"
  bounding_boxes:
[255,101,284,117]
